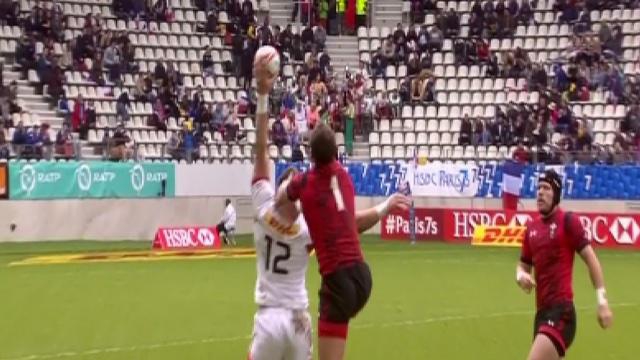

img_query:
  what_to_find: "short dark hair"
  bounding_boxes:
[276,167,298,187]
[225,198,231,206]
[310,123,337,165]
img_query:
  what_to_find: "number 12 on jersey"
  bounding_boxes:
[264,235,291,274]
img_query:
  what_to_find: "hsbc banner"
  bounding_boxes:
[153,227,222,250]
[382,208,640,249]
[404,163,481,197]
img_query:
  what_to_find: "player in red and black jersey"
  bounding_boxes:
[516,170,613,359]
[275,123,410,360]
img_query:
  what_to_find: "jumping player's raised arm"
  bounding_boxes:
[252,60,276,184]
[355,193,411,233]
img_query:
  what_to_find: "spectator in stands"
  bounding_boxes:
[71,95,87,133]
[0,126,8,159]
[444,9,460,37]
[603,25,623,57]
[16,34,36,78]
[574,9,592,34]
[285,112,299,146]
[224,111,243,141]
[86,101,97,131]
[460,114,473,145]
[36,123,51,159]
[371,47,387,78]
[271,115,288,148]
[0,0,19,27]
[47,61,64,104]
[110,124,133,161]
[405,52,419,76]
[90,54,105,86]
[5,81,20,115]
[529,63,549,92]
[428,25,443,52]
[151,98,168,131]
[103,42,122,84]
[55,123,75,158]
[314,25,327,51]
[209,102,225,133]
[294,101,309,140]
[116,92,131,124]
[343,97,355,155]
[167,131,182,160]
[382,36,396,65]
[559,1,579,24]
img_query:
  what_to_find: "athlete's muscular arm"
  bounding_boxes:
[516,262,535,294]
[579,245,613,329]
[516,230,535,293]
[355,193,411,233]
[252,57,276,182]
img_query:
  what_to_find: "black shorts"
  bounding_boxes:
[533,302,577,357]
[319,261,372,324]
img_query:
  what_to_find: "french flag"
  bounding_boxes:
[502,160,524,210]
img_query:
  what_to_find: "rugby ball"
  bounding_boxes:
[254,45,280,77]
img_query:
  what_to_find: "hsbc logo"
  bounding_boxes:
[156,227,220,249]
[198,229,216,246]
[609,217,640,245]
[452,211,533,238]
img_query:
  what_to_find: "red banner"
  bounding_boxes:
[153,227,222,250]
[382,208,640,250]
[381,208,443,241]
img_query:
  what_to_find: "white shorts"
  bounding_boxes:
[249,307,313,360]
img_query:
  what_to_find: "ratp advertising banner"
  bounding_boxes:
[403,163,481,197]
[9,161,175,200]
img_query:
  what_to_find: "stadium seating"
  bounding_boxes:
[1,0,639,165]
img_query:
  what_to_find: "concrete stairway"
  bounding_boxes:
[350,134,370,161]
[3,70,65,129]
[372,0,403,26]
[268,0,294,25]
[325,35,360,80]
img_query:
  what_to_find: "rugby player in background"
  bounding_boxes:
[249,52,411,360]
[516,170,613,360]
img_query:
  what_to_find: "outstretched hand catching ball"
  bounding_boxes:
[254,46,280,95]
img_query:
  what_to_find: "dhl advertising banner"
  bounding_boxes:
[381,208,640,250]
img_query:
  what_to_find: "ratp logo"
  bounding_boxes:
[19,164,36,194]
[75,164,92,191]
[130,164,145,193]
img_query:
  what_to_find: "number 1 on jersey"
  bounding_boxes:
[331,175,345,211]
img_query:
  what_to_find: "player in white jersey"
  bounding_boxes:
[248,54,314,360]
[248,55,411,360]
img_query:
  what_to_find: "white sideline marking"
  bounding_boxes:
[2,303,636,360]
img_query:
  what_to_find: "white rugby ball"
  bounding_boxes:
[254,45,280,77]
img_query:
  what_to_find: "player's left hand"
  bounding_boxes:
[254,59,277,96]
[597,303,613,329]
[386,193,411,213]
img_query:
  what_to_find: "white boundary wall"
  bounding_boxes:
[1,197,638,242]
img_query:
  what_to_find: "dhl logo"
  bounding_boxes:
[264,211,300,236]
[472,226,526,247]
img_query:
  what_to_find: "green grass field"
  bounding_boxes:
[1,236,639,360]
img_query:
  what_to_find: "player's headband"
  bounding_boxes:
[539,170,562,206]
